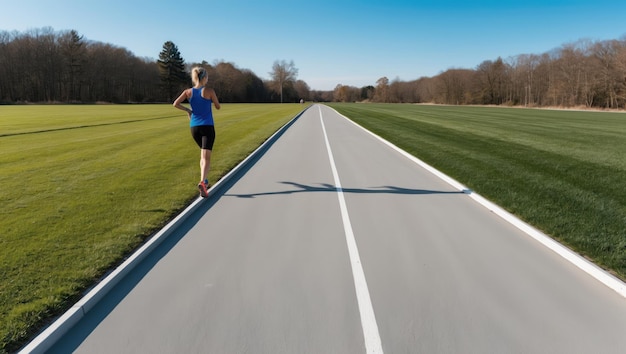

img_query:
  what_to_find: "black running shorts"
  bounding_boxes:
[190,125,216,150]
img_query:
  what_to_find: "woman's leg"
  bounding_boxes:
[200,148,212,183]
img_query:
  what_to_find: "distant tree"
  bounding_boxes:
[34,27,63,102]
[214,61,247,102]
[333,84,360,102]
[476,57,508,105]
[373,77,390,102]
[437,69,469,104]
[84,43,132,102]
[395,80,424,103]
[361,85,375,101]
[591,40,625,108]
[242,70,268,102]
[0,31,10,102]
[551,42,588,107]
[310,90,333,102]
[511,53,541,106]
[415,76,439,103]
[59,30,86,101]
[157,41,187,101]
[269,60,298,103]
[333,84,348,102]
[294,80,311,102]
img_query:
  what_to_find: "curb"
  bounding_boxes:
[19,106,311,354]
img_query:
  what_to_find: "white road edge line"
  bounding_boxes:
[319,106,384,354]
[327,105,626,300]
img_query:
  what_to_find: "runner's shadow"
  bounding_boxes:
[226,181,465,198]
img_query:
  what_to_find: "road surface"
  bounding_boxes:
[48,104,626,353]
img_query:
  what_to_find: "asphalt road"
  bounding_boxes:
[48,104,626,353]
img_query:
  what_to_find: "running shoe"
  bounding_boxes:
[198,181,209,198]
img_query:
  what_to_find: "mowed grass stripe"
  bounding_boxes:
[0,105,178,136]
[328,103,626,280]
[0,115,179,137]
[0,103,307,352]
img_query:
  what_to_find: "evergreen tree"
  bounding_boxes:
[60,30,86,101]
[157,41,187,101]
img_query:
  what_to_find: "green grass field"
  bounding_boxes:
[0,103,307,353]
[329,103,626,281]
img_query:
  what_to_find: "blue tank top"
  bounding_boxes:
[189,87,214,127]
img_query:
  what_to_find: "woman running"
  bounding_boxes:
[173,66,221,197]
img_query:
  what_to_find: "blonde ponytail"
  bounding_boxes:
[191,66,207,86]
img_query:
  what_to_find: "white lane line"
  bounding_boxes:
[319,106,384,354]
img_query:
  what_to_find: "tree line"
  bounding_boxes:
[0,28,160,103]
[2,27,625,109]
[0,28,307,104]
[335,37,626,109]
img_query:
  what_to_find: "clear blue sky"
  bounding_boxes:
[2,0,625,90]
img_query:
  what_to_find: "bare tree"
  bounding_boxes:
[592,40,625,108]
[333,84,349,102]
[373,77,389,102]
[437,69,468,104]
[333,84,360,102]
[413,77,438,103]
[476,57,509,105]
[512,54,541,106]
[549,41,590,107]
[269,60,298,103]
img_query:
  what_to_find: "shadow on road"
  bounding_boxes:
[226,181,464,198]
